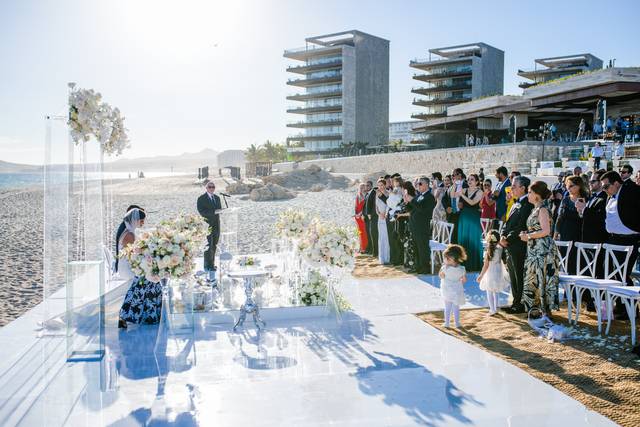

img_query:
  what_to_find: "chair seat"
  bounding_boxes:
[559,274,590,283]
[606,286,640,298]
[430,241,446,251]
[573,278,624,288]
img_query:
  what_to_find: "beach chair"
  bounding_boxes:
[430,221,454,275]
[573,244,633,333]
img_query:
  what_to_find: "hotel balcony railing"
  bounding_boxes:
[284,44,343,59]
[287,133,343,141]
[412,96,471,106]
[287,119,342,128]
[286,104,342,114]
[410,54,478,65]
[411,112,447,120]
[286,74,342,87]
[413,69,472,81]
[286,59,342,74]
[286,90,342,101]
[411,83,471,94]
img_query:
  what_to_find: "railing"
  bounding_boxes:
[410,55,476,65]
[284,44,342,54]
[413,96,471,105]
[286,90,342,99]
[287,119,342,127]
[413,69,473,80]
[287,73,342,85]
[411,83,472,93]
[287,60,342,72]
[287,102,342,111]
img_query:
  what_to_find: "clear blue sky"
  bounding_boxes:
[1,0,638,164]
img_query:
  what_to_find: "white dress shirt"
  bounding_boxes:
[605,187,636,235]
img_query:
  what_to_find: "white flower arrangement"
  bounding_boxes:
[297,270,351,312]
[67,83,130,156]
[122,214,209,283]
[236,256,259,267]
[274,208,309,239]
[298,218,358,269]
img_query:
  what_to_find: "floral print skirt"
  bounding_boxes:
[119,277,163,325]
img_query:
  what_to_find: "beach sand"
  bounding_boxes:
[0,175,355,327]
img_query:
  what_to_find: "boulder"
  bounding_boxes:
[310,183,325,192]
[226,181,262,195]
[362,171,387,185]
[261,164,351,191]
[249,183,296,201]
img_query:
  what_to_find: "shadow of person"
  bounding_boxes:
[352,351,482,426]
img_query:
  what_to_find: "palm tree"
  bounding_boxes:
[245,144,260,162]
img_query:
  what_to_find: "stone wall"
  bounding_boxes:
[275,143,582,176]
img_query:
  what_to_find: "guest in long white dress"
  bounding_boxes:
[439,244,467,328]
[375,178,390,265]
[477,230,510,316]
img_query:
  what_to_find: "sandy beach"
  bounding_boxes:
[0,174,355,327]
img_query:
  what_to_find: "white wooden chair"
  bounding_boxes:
[573,244,633,332]
[559,242,601,324]
[480,218,492,240]
[605,285,640,345]
[554,240,573,321]
[430,221,454,275]
[101,244,116,283]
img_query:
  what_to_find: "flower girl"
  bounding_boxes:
[476,230,510,316]
[438,244,468,328]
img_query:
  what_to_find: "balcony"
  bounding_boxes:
[286,59,342,75]
[412,69,472,82]
[411,112,446,120]
[287,74,342,87]
[283,44,342,60]
[411,83,471,95]
[287,133,343,142]
[412,96,471,107]
[410,56,474,70]
[286,104,342,114]
[287,119,342,128]
[286,90,342,101]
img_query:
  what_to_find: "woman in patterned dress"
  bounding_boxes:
[520,181,560,317]
[396,181,418,271]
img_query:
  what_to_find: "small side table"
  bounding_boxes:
[227,269,269,331]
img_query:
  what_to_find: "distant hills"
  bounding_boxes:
[106,148,220,172]
[0,149,221,173]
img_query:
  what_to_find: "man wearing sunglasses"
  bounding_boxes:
[600,171,640,286]
[619,164,634,186]
[197,180,222,271]
[404,177,435,274]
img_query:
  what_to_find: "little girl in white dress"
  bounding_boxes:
[477,230,510,315]
[439,244,468,328]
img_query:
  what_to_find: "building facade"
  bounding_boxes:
[389,120,422,143]
[410,43,504,136]
[518,54,603,89]
[284,30,389,154]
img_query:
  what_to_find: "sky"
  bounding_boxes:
[1,0,639,164]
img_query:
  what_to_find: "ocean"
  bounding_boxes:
[0,171,194,190]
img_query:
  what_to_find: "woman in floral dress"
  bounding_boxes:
[397,181,418,271]
[520,181,560,317]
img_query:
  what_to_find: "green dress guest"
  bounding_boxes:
[521,181,560,316]
[455,174,484,271]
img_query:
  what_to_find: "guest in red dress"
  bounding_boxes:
[355,183,368,253]
[480,179,496,219]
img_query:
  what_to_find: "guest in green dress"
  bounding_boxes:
[520,181,560,316]
[455,174,484,271]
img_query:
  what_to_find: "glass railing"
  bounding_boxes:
[411,55,477,64]
[287,73,342,84]
[306,126,342,136]
[285,44,342,54]
[307,56,342,65]
[306,70,342,79]
[417,66,473,77]
[413,93,472,103]
[307,84,342,94]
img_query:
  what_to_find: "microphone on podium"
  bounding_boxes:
[219,192,231,198]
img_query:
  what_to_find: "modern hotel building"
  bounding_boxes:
[284,30,389,154]
[517,53,603,89]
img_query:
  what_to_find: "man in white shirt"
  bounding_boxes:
[600,171,640,286]
[591,142,604,170]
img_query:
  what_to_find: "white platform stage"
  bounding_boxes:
[0,271,615,426]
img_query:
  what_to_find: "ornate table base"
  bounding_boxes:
[228,270,268,332]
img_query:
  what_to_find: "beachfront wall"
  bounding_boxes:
[275,142,583,175]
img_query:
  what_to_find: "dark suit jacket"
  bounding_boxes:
[494,178,511,220]
[500,196,533,251]
[197,193,222,233]
[581,191,608,243]
[617,181,640,233]
[364,190,376,218]
[408,190,436,234]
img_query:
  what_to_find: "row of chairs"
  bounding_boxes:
[556,241,640,345]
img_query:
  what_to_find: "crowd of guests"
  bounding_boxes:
[354,163,640,323]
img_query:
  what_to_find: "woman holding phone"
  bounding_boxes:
[554,175,588,274]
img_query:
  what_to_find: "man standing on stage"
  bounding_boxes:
[197,180,222,271]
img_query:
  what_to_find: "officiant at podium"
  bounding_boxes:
[197,180,221,271]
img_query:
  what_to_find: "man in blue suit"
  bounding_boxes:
[492,166,511,224]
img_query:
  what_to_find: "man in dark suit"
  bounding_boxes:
[364,180,378,257]
[601,171,640,286]
[406,177,436,274]
[493,166,511,224]
[362,181,374,255]
[577,170,608,245]
[619,164,634,186]
[197,180,222,271]
[499,176,533,313]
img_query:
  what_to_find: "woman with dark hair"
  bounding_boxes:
[480,179,496,220]
[114,204,145,272]
[354,183,368,253]
[554,175,588,273]
[521,181,560,317]
[454,173,483,271]
[115,208,146,280]
[396,181,418,271]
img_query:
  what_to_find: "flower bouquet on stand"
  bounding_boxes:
[274,208,310,295]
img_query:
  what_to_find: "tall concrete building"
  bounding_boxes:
[410,43,504,135]
[389,120,422,143]
[284,30,389,154]
[518,53,603,89]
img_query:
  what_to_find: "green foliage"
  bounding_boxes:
[244,140,288,163]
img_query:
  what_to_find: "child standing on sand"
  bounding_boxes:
[439,244,468,328]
